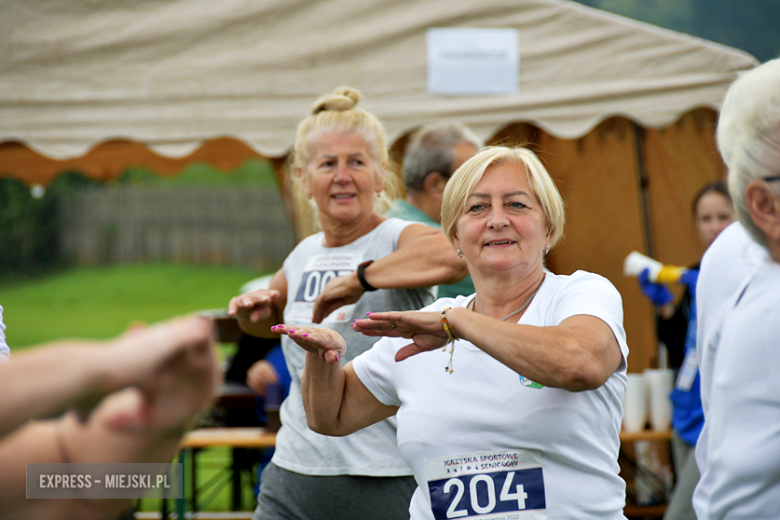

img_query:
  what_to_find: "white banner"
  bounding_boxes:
[427,28,519,95]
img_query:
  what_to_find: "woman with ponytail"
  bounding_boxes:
[229,87,467,520]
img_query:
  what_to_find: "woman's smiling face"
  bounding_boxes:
[453,162,549,277]
[302,131,384,226]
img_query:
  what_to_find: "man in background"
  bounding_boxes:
[387,122,482,298]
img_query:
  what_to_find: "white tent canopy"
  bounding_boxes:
[0,0,760,372]
[0,0,757,160]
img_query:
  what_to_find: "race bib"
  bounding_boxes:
[425,449,547,520]
[289,253,361,324]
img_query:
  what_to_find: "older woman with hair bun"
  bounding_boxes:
[228,87,466,520]
[693,58,780,520]
[273,145,631,519]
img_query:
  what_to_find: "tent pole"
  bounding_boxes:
[633,123,654,258]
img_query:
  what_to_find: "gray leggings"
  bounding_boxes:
[254,463,417,520]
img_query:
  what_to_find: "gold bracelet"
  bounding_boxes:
[441,307,456,374]
[441,307,457,342]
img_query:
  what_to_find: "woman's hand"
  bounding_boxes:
[638,269,677,319]
[678,268,699,297]
[272,324,346,365]
[99,317,222,434]
[246,360,279,396]
[228,289,281,323]
[352,311,450,362]
[312,274,364,324]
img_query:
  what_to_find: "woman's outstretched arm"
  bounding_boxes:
[274,324,397,436]
[228,269,287,338]
[312,224,467,323]
[354,309,622,392]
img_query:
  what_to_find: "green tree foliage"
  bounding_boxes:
[0,173,98,280]
[574,0,780,62]
[119,159,279,188]
[0,159,279,280]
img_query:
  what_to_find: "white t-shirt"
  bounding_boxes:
[353,271,629,520]
[697,259,780,519]
[0,305,9,361]
[693,222,767,518]
[272,218,436,477]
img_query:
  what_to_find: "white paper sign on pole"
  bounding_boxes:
[427,28,519,95]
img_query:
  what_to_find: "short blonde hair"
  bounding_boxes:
[289,87,398,224]
[441,146,565,248]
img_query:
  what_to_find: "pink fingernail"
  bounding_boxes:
[350,324,355,327]
[366,312,373,315]
[303,334,309,337]
[289,330,296,333]
[334,354,340,362]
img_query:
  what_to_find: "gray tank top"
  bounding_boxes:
[272,218,435,476]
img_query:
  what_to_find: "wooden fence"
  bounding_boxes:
[59,186,296,270]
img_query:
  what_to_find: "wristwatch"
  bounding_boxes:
[356,260,378,292]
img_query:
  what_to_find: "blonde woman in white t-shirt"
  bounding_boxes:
[273,146,631,520]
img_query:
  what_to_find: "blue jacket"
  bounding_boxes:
[669,298,704,447]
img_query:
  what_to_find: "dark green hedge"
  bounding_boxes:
[0,160,278,281]
[0,173,98,281]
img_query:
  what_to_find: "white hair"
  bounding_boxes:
[717,58,780,245]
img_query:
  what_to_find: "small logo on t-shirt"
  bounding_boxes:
[519,375,544,389]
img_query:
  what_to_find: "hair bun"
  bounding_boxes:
[311,86,361,115]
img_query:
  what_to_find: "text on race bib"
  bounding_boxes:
[425,450,547,520]
[294,270,353,302]
[288,253,362,324]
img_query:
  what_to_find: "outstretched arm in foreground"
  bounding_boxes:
[0,317,219,437]
[0,316,222,520]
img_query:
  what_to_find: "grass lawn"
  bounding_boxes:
[1,263,265,348]
[1,263,272,513]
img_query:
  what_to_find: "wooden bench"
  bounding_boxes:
[156,428,277,520]
[180,427,277,450]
